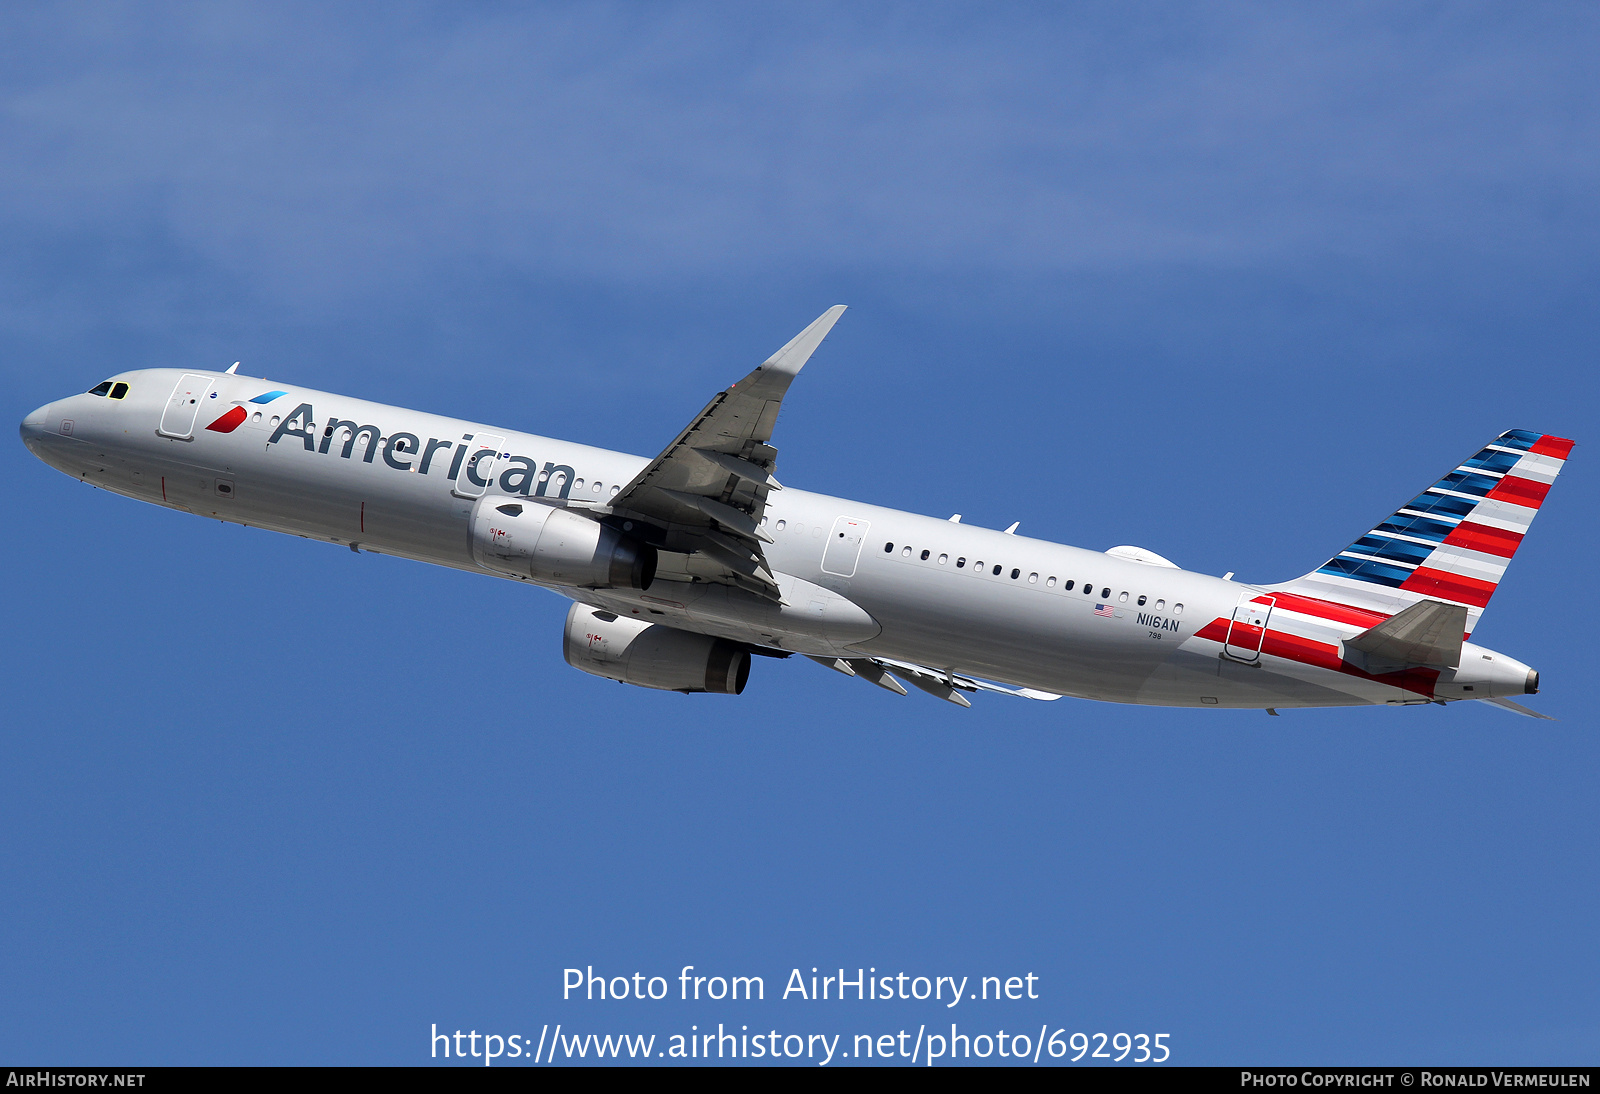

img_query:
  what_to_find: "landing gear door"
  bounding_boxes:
[158,374,217,440]
[821,516,870,577]
[1223,595,1275,663]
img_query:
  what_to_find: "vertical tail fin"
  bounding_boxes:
[1277,429,1573,634]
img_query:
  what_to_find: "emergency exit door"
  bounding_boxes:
[821,516,870,577]
[452,433,507,499]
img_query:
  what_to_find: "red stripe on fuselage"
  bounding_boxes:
[1529,435,1575,459]
[1486,475,1550,508]
[1399,566,1495,608]
[1261,592,1392,628]
[1260,628,1341,672]
[1193,618,1439,697]
[1441,521,1523,559]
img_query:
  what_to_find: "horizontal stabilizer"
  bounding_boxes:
[1480,696,1555,721]
[1345,598,1467,672]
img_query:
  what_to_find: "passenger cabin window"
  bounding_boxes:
[88,381,113,396]
[1173,603,1184,616]
[992,564,1002,576]
[938,554,948,565]
[1137,595,1147,606]
[1155,599,1165,610]
[109,383,129,399]
[901,546,912,557]
[921,549,930,560]
[1083,585,1093,595]
[884,541,893,552]
[956,557,966,568]
[1119,591,1129,603]
[1101,588,1111,599]
[1046,576,1057,587]
[1010,568,1020,579]
[1028,573,1038,583]
[1063,580,1075,591]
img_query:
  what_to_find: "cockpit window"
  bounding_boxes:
[109,382,129,399]
[88,381,113,396]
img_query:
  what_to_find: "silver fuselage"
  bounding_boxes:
[21,369,1534,709]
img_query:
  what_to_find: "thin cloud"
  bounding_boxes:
[0,2,1596,311]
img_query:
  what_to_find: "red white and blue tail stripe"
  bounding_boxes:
[1278,429,1573,635]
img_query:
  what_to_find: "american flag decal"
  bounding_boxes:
[1093,604,1115,617]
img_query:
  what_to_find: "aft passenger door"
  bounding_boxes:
[1223,595,1275,663]
[821,516,870,577]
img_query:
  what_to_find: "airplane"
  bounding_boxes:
[19,306,1570,716]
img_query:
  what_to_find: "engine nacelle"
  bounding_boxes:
[564,604,750,694]
[472,498,656,590]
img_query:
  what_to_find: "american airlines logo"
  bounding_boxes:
[253,401,578,499]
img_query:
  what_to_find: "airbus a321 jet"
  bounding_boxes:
[21,306,1570,716]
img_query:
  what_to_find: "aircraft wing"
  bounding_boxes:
[609,305,847,600]
[807,654,1063,706]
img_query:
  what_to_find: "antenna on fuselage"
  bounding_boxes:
[225,362,240,375]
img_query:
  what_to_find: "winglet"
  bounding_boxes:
[757,305,847,382]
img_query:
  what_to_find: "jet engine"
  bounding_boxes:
[472,498,656,590]
[563,604,750,694]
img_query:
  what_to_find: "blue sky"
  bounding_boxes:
[2,2,1597,1065]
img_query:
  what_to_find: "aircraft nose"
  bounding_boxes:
[19,402,51,451]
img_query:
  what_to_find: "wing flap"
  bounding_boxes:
[815,655,1063,705]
